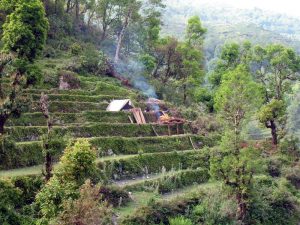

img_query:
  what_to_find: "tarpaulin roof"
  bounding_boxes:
[106,99,133,112]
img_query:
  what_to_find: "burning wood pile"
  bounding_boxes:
[146,98,185,125]
[158,112,185,125]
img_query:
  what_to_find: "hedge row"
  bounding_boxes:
[7,123,185,142]
[29,101,108,113]
[124,169,209,194]
[23,81,135,96]
[7,111,132,126]
[98,149,210,180]
[30,93,123,103]
[3,135,211,170]
[121,189,205,225]
[0,142,44,170]
[89,135,212,156]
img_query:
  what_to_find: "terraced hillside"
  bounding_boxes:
[1,69,215,222]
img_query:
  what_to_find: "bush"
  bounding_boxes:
[58,70,80,89]
[99,185,131,207]
[70,42,82,55]
[169,216,193,225]
[191,187,237,224]
[25,64,43,86]
[121,190,205,225]
[247,176,300,225]
[79,45,108,75]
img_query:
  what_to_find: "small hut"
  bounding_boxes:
[106,99,134,112]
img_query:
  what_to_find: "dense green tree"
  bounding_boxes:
[209,41,252,89]
[36,140,99,224]
[2,0,49,61]
[253,44,300,145]
[211,65,263,222]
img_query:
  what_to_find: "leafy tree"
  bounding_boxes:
[211,65,263,222]
[36,140,99,223]
[209,41,252,90]
[179,16,206,104]
[253,44,300,145]
[1,0,49,61]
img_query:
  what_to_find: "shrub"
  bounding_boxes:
[191,187,237,224]
[121,190,205,225]
[56,180,113,225]
[99,185,131,207]
[70,42,82,55]
[247,176,300,225]
[25,64,43,86]
[169,216,193,225]
[58,70,80,89]
[79,45,108,75]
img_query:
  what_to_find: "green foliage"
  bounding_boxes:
[191,188,236,224]
[70,43,82,55]
[209,41,252,90]
[121,190,205,225]
[247,176,300,224]
[99,150,209,180]
[7,123,185,142]
[58,140,98,185]
[169,216,193,225]
[125,169,209,193]
[35,140,99,224]
[56,180,113,225]
[0,179,22,225]
[35,176,78,224]
[2,0,49,60]
[257,99,286,125]
[79,45,108,75]
[25,64,43,86]
[214,65,262,130]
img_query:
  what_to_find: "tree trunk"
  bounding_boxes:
[66,0,72,13]
[0,116,6,135]
[100,25,108,44]
[114,9,132,64]
[44,150,52,181]
[270,120,278,145]
[75,0,80,21]
[183,84,187,105]
[236,192,247,224]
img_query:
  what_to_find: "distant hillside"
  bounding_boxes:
[161,0,300,62]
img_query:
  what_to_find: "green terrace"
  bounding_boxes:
[29,101,109,113]
[0,150,209,179]
[6,123,188,142]
[29,93,125,102]
[22,81,137,96]
[7,111,133,126]
[3,135,211,170]
[119,169,209,193]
